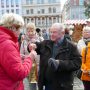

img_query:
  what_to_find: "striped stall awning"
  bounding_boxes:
[64,20,87,25]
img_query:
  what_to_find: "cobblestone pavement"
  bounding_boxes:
[23,77,84,90]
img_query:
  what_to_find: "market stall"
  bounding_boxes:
[64,20,87,42]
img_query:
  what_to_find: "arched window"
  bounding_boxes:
[53,7,56,13]
[48,7,52,13]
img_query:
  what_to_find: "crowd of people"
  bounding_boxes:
[0,13,90,90]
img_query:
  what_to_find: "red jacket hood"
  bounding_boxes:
[0,26,18,43]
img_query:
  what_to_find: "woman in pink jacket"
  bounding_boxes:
[0,13,37,90]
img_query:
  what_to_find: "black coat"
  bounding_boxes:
[36,38,81,90]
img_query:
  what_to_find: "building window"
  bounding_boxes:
[15,0,19,7]
[79,0,84,5]
[11,9,14,13]
[31,9,34,14]
[6,0,9,7]
[52,0,56,3]
[37,0,40,4]
[26,10,29,14]
[11,0,14,7]
[37,11,40,14]
[30,0,33,4]
[37,0,44,4]
[41,0,44,4]
[53,7,56,13]
[6,10,9,13]
[16,9,19,14]
[1,0,4,8]
[48,0,56,3]
[26,0,29,4]
[41,9,45,14]
[48,7,52,13]
[2,10,4,14]
[26,0,33,4]
[48,0,52,3]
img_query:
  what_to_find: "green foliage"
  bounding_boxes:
[84,1,90,18]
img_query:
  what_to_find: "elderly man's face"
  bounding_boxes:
[50,27,63,41]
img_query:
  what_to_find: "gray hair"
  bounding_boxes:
[51,23,65,32]
[0,13,24,28]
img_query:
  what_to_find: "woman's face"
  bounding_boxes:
[26,28,35,38]
[83,31,90,39]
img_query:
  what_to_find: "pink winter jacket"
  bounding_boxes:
[0,26,32,90]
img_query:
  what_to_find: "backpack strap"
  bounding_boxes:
[84,46,88,63]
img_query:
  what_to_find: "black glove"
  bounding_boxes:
[48,58,59,71]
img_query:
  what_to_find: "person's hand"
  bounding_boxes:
[20,54,26,60]
[28,43,37,51]
[29,50,37,61]
[48,58,59,71]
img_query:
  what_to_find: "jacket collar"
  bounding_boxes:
[0,26,18,43]
[46,37,68,51]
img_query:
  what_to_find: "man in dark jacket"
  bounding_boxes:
[28,23,81,90]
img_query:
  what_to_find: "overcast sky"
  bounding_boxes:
[60,0,67,10]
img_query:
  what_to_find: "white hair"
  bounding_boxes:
[51,23,65,32]
[0,13,24,28]
[83,26,90,32]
